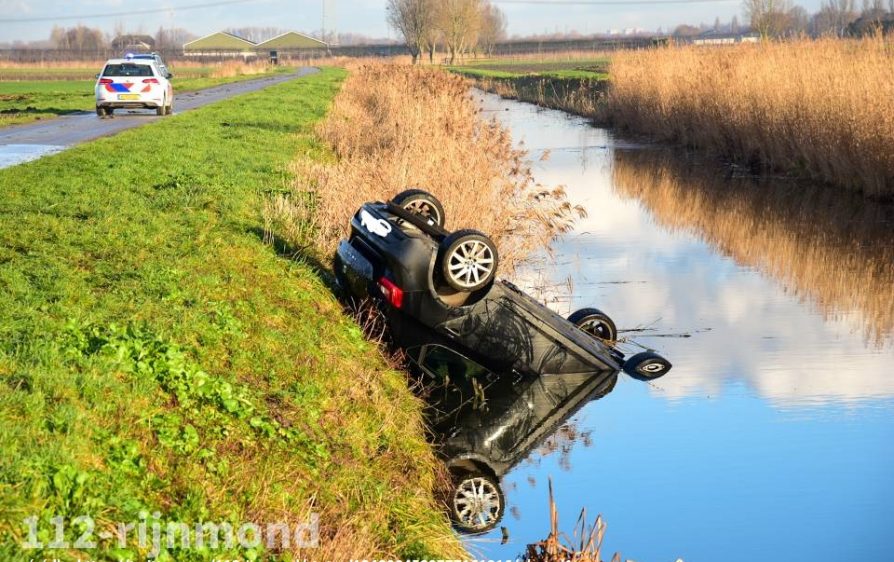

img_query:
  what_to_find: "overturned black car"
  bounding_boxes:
[334,189,672,381]
[333,190,673,531]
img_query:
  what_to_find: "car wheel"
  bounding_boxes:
[624,351,672,380]
[391,189,446,227]
[156,98,166,116]
[568,307,617,342]
[439,229,498,293]
[166,100,173,115]
[450,471,504,533]
[95,106,106,117]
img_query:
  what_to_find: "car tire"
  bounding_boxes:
[624,351,672,380]
[166,101,173,115]
[95,106,106,117]
[449,471,504,533]
[391,189,446,227]
[568,307,617,342]
[156,98,166,116]
[439,229,498,293]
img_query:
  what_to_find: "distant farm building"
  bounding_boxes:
[183,31,258,56]
[256,32,327,51]
[183,30,328,58]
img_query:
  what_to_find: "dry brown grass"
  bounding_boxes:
[473,75,604,119]
[0,59,275,80]
[206,59,270,78]
[611,149,894,347]
[476,49,614,63]
[606,37,894,197]
[300,54,415,68]
[267,63,584,274]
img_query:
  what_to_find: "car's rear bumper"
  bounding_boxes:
[96,92,165,109]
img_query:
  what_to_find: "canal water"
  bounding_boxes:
[454,93,894,561]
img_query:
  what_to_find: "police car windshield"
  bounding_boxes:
[103,63,154,77]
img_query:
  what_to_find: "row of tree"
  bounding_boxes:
[386,0,507,64]
[742,0,894,39]
[42,25,197,52]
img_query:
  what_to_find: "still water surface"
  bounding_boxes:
[451,93,894,561]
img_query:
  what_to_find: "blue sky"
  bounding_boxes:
[1,0,827,43]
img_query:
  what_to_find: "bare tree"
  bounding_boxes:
[810,0,858,36]
[784,5,811,35]
[155,27,197,50]
[53,25,106,53]
[672,24,702,37]
[386,0,438,64]
[743,0,793,38]
[478,1,507,55]
[437,0,482,64]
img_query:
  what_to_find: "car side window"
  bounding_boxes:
[421,345,489,382]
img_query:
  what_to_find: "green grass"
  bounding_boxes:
[0,67,461,560]
[0,67,292,128]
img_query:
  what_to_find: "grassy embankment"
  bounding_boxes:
[0,62,290,128]
[448,57,610,117]
[606,37,894,198]
[0,67,463,560]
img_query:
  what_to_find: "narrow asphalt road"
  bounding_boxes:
[0,66,319,169]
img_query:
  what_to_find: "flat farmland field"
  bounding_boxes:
[0,63,293,127]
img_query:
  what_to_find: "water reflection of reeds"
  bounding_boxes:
[612,149,894,347]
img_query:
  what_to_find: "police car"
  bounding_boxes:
[95,54,173,117]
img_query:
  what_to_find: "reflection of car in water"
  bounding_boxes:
[413,342,619,533]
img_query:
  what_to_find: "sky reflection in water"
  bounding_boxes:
[456,94,894,562]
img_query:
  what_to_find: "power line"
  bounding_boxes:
[494,0,737,4]
[0,0,266,24]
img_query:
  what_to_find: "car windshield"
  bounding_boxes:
[103,63,154,77]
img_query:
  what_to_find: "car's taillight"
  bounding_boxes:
[99,78,113,84]
[377,277,404,309]
[142,78,159,84]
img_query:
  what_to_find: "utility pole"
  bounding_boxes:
[321,0,337,46]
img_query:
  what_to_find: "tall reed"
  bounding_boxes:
[605,37,894,197]
[473,75,605,118]
[266,64,584,274]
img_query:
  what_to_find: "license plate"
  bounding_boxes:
[117,94,139,100]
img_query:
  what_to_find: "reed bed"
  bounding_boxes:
[611,149,894,347]
[606,37,894,198]
[525,479,621,562]
[266,63,584,274]
[473,75,605,119]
